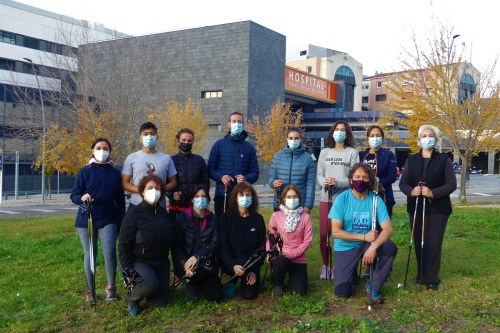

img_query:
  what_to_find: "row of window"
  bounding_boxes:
[362,94,387,104]
[0,29,78,57]
[0,57,66,80]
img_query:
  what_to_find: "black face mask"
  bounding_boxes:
[179,142,192,153]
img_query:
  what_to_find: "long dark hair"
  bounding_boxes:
[325,120,355,148]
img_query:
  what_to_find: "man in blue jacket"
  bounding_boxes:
[208,112,259,215]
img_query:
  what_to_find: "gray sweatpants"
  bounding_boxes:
[333,241,397,298]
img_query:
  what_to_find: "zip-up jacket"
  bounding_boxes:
[118,201,174,270]
[268,144,316,209]
[207,130,259,196]
[359,148,397,206]
[168,152,209,207]
[173,207,219,276]
[70,162,125,229]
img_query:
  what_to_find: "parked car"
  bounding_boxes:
[452,163,462,174]
[467,166,483,174]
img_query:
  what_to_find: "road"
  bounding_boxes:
[0,174,498,219]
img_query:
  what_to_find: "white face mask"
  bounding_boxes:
[93,149,109,163]
[368,137,382,149]
[143,188,161,205]
[230,123,243,135]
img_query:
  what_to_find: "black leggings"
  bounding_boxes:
[270,255,308,295]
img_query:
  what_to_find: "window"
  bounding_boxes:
[0,30,16,44]
[201,90,222,99]
[377,81,383,88]
[375,94,386,102]
[362,84,369,90]
[362,96,369,103]
[306,66,312,73]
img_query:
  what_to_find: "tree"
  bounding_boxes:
[147,98,209,155]
[246,100,303,163]
[385,26,499,201]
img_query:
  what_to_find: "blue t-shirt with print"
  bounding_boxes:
[328,190,390,252]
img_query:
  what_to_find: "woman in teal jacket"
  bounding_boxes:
[268,127,316,214]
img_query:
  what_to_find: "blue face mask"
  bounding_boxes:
[333,130,346,143]
[230,123,243,135]
[193,197,208,210]
[368,137,383,149]
[142,135,157,148]
[285,198,300,210]
[287,139,301,149]
[421,137,436,150]
[237,196,252,208]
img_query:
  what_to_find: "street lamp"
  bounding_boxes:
[23,57,45,204]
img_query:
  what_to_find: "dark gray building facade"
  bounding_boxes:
[81,20,286,152]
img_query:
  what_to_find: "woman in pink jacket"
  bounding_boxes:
[268,185,313,296]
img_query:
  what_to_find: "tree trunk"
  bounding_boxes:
[458,158,468,202]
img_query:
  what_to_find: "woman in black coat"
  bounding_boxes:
[399,124,457,291]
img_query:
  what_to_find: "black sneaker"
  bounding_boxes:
[273,285,284,297]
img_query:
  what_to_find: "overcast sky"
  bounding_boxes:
[17,0,499,79]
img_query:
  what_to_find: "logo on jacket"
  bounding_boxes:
[250,228,256,232]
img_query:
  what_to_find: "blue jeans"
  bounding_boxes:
[77,223,118,290]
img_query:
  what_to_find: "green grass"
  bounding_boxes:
[0,205,499,332]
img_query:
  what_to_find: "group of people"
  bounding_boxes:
[70,112,456,315]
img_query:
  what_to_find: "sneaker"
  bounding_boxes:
[127,302,140,315]
[365,282,384,304]
[105,284,117,302]
[223,282,236,299]
[426,283,439,291]
[85,290,95,303]
[273,285,284,297]
[319,265,328,279]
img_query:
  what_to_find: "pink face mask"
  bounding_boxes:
[351,180,370,193]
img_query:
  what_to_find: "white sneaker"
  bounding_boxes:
[319,265,327,279]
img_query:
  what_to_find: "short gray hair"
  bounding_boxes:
[417,124,440,147]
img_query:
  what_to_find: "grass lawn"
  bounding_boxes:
[0,205,498,332]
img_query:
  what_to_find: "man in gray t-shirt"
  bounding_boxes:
[122,122,177,207]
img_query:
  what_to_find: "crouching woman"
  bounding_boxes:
[329,163,397,303]
[268,185,313,296]
[119,175,175,315]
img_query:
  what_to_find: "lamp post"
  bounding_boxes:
[23,57,45,204]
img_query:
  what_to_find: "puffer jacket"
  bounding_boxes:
[173,207,219,276]
[168,152,209,207]
[207,130,259,196]
[268,144,316,209]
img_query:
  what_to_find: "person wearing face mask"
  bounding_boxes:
[118,175,175,315]
[329,163,397,302]
[269,127,316,213]
[399,125,456,291]
[316,120,359,279]
[208,112,259,215]
[70,138,125,303]
[359,125,398,218]
[122,121,177,210]
[172,186,223,302]
[219,182,266,300]
[267,185,313,297]
[167,128,210,221]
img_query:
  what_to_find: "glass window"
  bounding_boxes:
[375,94,387,102]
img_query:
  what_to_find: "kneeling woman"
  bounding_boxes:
[173,186,223,302]
[119,175,175,315]
[329,163,397,303]
[268,185,313,296]
[219,182,266,300]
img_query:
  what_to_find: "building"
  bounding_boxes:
[0,0,125,193]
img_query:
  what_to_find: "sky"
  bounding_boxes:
[17,0,499,79]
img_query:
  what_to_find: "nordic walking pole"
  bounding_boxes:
[87,205,97,310]
[403,195,420,286]
[420,193,426,285]
[326,185,334,280]
[368,179,378,311]
[223,184,228,214]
